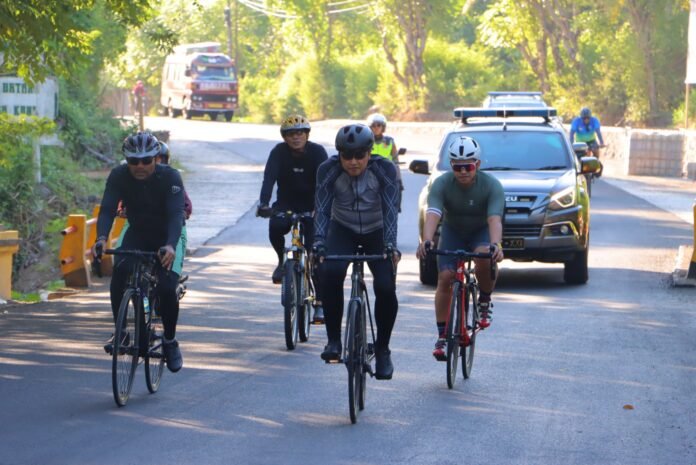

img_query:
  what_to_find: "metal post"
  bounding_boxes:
[138,94,144,132]
[225,2,233,59]
[32,137,41,184]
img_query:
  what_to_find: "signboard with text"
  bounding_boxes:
[0,76,58,119]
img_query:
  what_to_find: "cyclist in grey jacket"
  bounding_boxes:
[313,124,401,380]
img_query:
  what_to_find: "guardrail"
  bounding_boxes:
[0,230,20,300]
[59,206,125,287]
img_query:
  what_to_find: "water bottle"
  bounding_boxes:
[143,296,151,319]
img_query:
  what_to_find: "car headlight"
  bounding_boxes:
[549,186,576,210]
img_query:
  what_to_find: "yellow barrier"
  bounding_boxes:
[59,207,126,287]
[0,230,20,300]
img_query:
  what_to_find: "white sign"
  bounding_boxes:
[687,0,696,83]
[0,76,58,119]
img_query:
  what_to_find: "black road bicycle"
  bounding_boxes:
[277,211,317,350]
[104,248,187,407]
[324,247,392,424]
[427,246,495,389]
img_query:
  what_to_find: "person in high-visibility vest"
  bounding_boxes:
[367,113,403,211]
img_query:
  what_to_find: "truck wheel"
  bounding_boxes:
[224,111,234,122]
[208,112,218,121]
[564,247,588,284]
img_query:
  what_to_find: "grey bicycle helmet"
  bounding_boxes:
[335,124,374,152]
[122,132,160,158]
[580,107,592,118]
[158,141,170,164]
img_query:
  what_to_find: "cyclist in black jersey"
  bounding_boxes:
[313,124,401,380]
[92,132,186,373]
[257,115,328,321]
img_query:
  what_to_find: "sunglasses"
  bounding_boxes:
[340,151,369,161]
[126,156,154,166]
[284,130,307,137]
[370,123,385,128]
[451,162,477,173]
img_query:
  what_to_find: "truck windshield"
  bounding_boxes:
[437,131,572,171]
[192,65,236,80]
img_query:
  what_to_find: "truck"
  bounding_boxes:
[161,42,238,121]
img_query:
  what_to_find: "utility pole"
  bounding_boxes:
[234,0,239,73]
[225,1,233,59]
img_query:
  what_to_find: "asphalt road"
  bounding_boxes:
[1,118,695,465]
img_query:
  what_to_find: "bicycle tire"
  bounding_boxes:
[283,260,299,350]
[461,285,478,379]
[345,299,361,424]
[145,296,165,393]
[112,288,139,407]
[298,264,311,343]
[446,281,462,389]
[357,295,367,411]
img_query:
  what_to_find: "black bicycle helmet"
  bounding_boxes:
[122,132,160,158]
[158,141,170,164]
[335,124,374,153]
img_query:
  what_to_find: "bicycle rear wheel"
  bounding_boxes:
[461,285,478,379]
[112,289,139,407]
[446,281,462,389]
[345,299,362,424]
[282,260,299,350]
[298,265,311,343]
[145,297,165,393]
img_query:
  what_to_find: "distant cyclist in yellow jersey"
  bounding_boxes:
[367,113,403,211]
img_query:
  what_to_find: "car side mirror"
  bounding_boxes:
[397,147,407,156]
[184,69,191,77]
[580,156,600,174]
[409,159,430,175]
[572,142,588,157]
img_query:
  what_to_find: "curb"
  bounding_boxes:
[672,245,696,287]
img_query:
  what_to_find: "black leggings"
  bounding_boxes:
[318,222,398,349]
[110,231,180,340]
[269,215,321,301]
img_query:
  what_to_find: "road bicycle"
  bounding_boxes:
[324,247,391,424]
[573,142,606,197]
[104,248,186,407]
[277,211,317,350]
[427,246,495,389]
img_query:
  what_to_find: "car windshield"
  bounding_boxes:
[437,131,572,171]
[192,65,236,80]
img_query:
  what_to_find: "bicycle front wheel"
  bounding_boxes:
[298,265,311,343]
[112,289,139,407]
[446,281,462,389]
[461,285,478,379]
[345,299,362,424]
[282,260,299,350]
[145,297,165,393]
[357,296,368,411]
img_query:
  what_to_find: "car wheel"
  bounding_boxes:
[564,247,588,284]
[419,254,438,286]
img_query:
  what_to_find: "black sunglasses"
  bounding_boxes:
[340,151,369,161]
[451,162,477,173]
[126,156,154,166]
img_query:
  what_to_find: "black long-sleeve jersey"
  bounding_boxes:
[96,164,185,248]
[259,141,328,212]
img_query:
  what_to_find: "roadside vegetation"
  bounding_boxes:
[0,0,692,294]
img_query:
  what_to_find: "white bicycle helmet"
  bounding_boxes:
[447,136,481,161]
[366,113,387,126]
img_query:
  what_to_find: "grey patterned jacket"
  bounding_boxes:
[314,155,399,248]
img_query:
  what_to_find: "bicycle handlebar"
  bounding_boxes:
[427,247,497,280]
[274,210,313,219]
[105,248,163,258]
[324,254,388,262]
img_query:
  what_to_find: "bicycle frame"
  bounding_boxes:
[279,211,315,301]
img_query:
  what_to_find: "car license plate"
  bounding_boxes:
[502,238,524,250]
[207,103,223,109]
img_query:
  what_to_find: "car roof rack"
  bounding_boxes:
[453,107,558,124]
[487,91,543,97]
